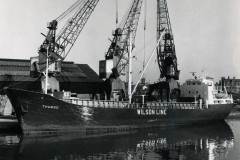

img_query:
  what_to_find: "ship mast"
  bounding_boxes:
[44,50,49,94]
[128,32,132,104]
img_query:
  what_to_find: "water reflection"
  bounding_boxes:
[0,122,235,160]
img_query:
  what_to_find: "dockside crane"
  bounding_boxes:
[30,0,99,94]
[148,0,180,101]
[157,0,179,81]
[31,0,99,76]
[99,0,143,100]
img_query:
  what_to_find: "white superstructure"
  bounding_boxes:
[180,77,233,105]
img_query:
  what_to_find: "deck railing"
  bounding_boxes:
[62,98,206,110]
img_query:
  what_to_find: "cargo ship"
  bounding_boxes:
[5,76,234,136]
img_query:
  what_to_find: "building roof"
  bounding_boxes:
[222,77,240,82]
[0,58,29,76]
[0,58,104,94]
[0,58,102,82]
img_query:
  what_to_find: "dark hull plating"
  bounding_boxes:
[6,88,234,136]
[0,116,19,131]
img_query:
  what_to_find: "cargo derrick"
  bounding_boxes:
[150,0,180,101]
[99,0,143,100]
[30,0,99,76]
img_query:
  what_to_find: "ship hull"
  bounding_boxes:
[6,88,234,136]
[0,116,19,131]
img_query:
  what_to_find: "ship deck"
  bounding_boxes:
[63,98,207,110]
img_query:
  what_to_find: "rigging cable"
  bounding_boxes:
[117,0,134,29]
[115,0,119,27]
[131,29,166,97]
[143,0,147,71]
[55,0,84,22]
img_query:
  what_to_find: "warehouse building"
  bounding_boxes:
[0,58,104,95]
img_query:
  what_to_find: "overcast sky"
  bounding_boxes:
[0,0,239,83]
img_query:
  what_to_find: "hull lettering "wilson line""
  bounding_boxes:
[137,109,167,115]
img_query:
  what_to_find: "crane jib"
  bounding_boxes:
[103,0,143,79]
[30,0,100,76]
